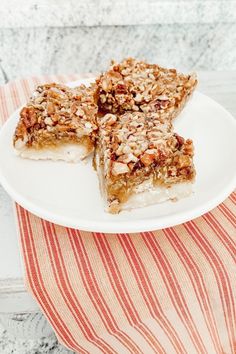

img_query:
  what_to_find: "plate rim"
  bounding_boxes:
[0,83,236,233]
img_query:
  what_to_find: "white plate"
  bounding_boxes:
[0,78,236,233]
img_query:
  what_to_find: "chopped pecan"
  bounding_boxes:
[174,133,185,149]
[47,102,55,115]
[100,113,117,126]
[141,153,155,166]
[132,160,144,172]
[101,79,112,92]
[177,155,191,168]
[110,152,117,161]
[182,139,194,156]
[115,84,127,94]
[112,162,130,176]
[21,107,37,128]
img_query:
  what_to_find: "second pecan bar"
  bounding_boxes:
[97,57,197,118]
[94,112,195,213]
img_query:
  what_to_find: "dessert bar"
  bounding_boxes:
[13,83,98,162]
[97,58,197,118]
[95,112,195,213]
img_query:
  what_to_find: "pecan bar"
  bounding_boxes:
[95,112,195,213]
[13,83,98,162]
[97,57,197,119]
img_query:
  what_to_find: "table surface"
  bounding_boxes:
[0,71,236,292]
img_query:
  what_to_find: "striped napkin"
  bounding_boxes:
[0,76,235,354]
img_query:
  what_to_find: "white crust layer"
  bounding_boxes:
[14,143,91,163]
[122,180,192,211]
